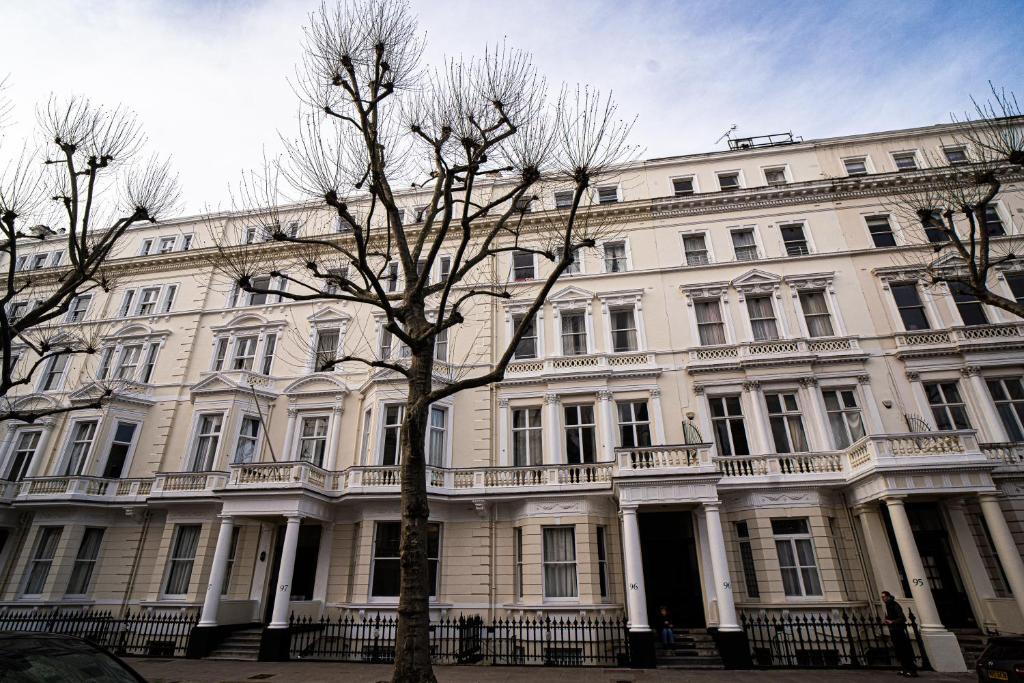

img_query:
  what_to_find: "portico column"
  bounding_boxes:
[742,381,771,454]
[598,390,616,462]
[619,506,649,632]
[703,502,740,631]
[198,516,234,627]
[853,505,902,597]
[268,516,302,629]
[544,394,562,464]
[884,496,966,672]
[885,497,942,628]
[978,493,1024,623]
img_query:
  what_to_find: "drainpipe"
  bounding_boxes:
[119,510,152,618]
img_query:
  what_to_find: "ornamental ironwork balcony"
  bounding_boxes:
[150,471,229,498]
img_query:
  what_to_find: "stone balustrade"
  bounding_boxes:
[981,442,1024,469]
[150,471,229,497]
[688,336,860,367]
[504,352,655,378]
[615,444,713,473]
[15,476,154,502]
[229,461,333,490]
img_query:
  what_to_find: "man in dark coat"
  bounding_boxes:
[882,591,919,677]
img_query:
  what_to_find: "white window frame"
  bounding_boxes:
[890,149,920,172]
[771,518,823,597]
[598,291,646,353]
[66,294,92,323]
[509,309,543,359]
[65,527,105,596]
[378,402,406,466]
[680,230,714,266]
[23,526,63,596]
[139,239,154,256]
[157,236,177,254]
[764,391,810,453]
[841,155,873,177]
[233,415,262,464]
[186,412,225,472]
[3,429,43,481]
[821,387,867,449]
[777,221,814,256]
[730,226,761,261]
[542,525,579,600]
[941,145,969,165]
[562,403,597,464]
[38,353,70,392]
[96,419,141,479]
[745,293,781,342]
[598,238,631,273]
[559,309,590,356]
[61,419,99,476]
[426,405,449,468]
[162,524,201,598]
[681,283,734,347]
[716,170,744,192]
[670,175,698,197]
[296,414,330,466]
[511,406,543,466]
[511,251,537,282]
[594,184,620,205]
[784,274,845,338]
[863,213,901,248]
[762,165,790,186]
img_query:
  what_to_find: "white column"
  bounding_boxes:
[650,388,666,445]
[703,502,740,631]
[282,408,298,461]
[544,394,562,464]
[743,381,771,454]
[598,390,616,462]
[885,497,942,628]
[198,516,234,627]
[799,377,831,450]
[962,367,1006,441]
[979,493,1024,623]
[620,506,650,632]
[268,516,302,629]
[857,375,884,435]
[498,398,510,466]
[905,372,934,427]
[945,499,995,627]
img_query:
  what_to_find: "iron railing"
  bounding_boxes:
[741,610,928,669]
[289,613,630,667]
[0,608,197,657]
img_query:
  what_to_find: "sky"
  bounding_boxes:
[1,0,1022,215]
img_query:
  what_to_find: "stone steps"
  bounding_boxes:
[655,628,723,669]
[206,627,263,661]
[952,629,988,669]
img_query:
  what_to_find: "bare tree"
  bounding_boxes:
[887,84,1024,319]
[0,88,179,423]
[207,1,636,679]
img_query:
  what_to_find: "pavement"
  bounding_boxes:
[125,659,977,683]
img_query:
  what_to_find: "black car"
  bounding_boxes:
[0,633,147,682]
[977,636,1024,683]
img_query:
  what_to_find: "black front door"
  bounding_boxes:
[261,523,323,623]
[906,503,975,629]
[639,511,705,629]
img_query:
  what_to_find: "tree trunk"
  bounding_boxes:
[392,346,436,683]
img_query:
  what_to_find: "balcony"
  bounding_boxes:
[343,463,614,494]
[503,352,657,381]
[228,461,334,492]
[615,444,715,477]
[896,323,1024,357]
[15,476,154,503]
[716,452,846,486]
[150,471,229,498]
[844,430,986,472]
[981,442,1024,474]
[687,336,862,372]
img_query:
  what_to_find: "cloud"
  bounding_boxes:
[1,0,1021,215]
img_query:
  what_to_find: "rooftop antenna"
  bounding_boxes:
[715,124,738,146]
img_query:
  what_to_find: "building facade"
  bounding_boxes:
[2,120,1024,671]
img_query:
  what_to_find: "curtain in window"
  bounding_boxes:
[543,528,578,598]
[24,528,61,594]
[746,297,779,341]
[428,408,446,467]
[561,314,587,355]
[683,235,708,264]
[610,310,637,352]
[165,526,200,595]
[695,301,726,345]
[800,292,835,337]
[66,529,104,594]
[796,538,823,595]
[775,540,801,596]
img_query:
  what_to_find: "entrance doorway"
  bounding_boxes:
[262,523,322,624]
[905,503,975,628]
[639,510,705,629]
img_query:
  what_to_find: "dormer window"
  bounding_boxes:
[513,197,532,213]
[158,236,176,254]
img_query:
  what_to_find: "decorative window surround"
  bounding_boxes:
[680,230,714,266]
[597,238,632,274]
[680,281,736,347]
[280,374,349,471]
[95,324,170,385]
[117,284,180,318]
[209,314,288,376]
[307,308,351,372]
[875,268,946,331]
[597,289,647,353]
[782,273,846,338]
[503,301,545,359]
[547,286,596,357]
[731,270,789,341]
[0,418,57,482]
[762,165,790,186]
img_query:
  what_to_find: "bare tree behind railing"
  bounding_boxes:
[886,84,1024,319]
[203,1,637,680]
[0,86,179,423]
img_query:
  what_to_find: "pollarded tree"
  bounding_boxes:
[887,85,1024,319]
[207,1,636,680]
[0,88,179,423]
